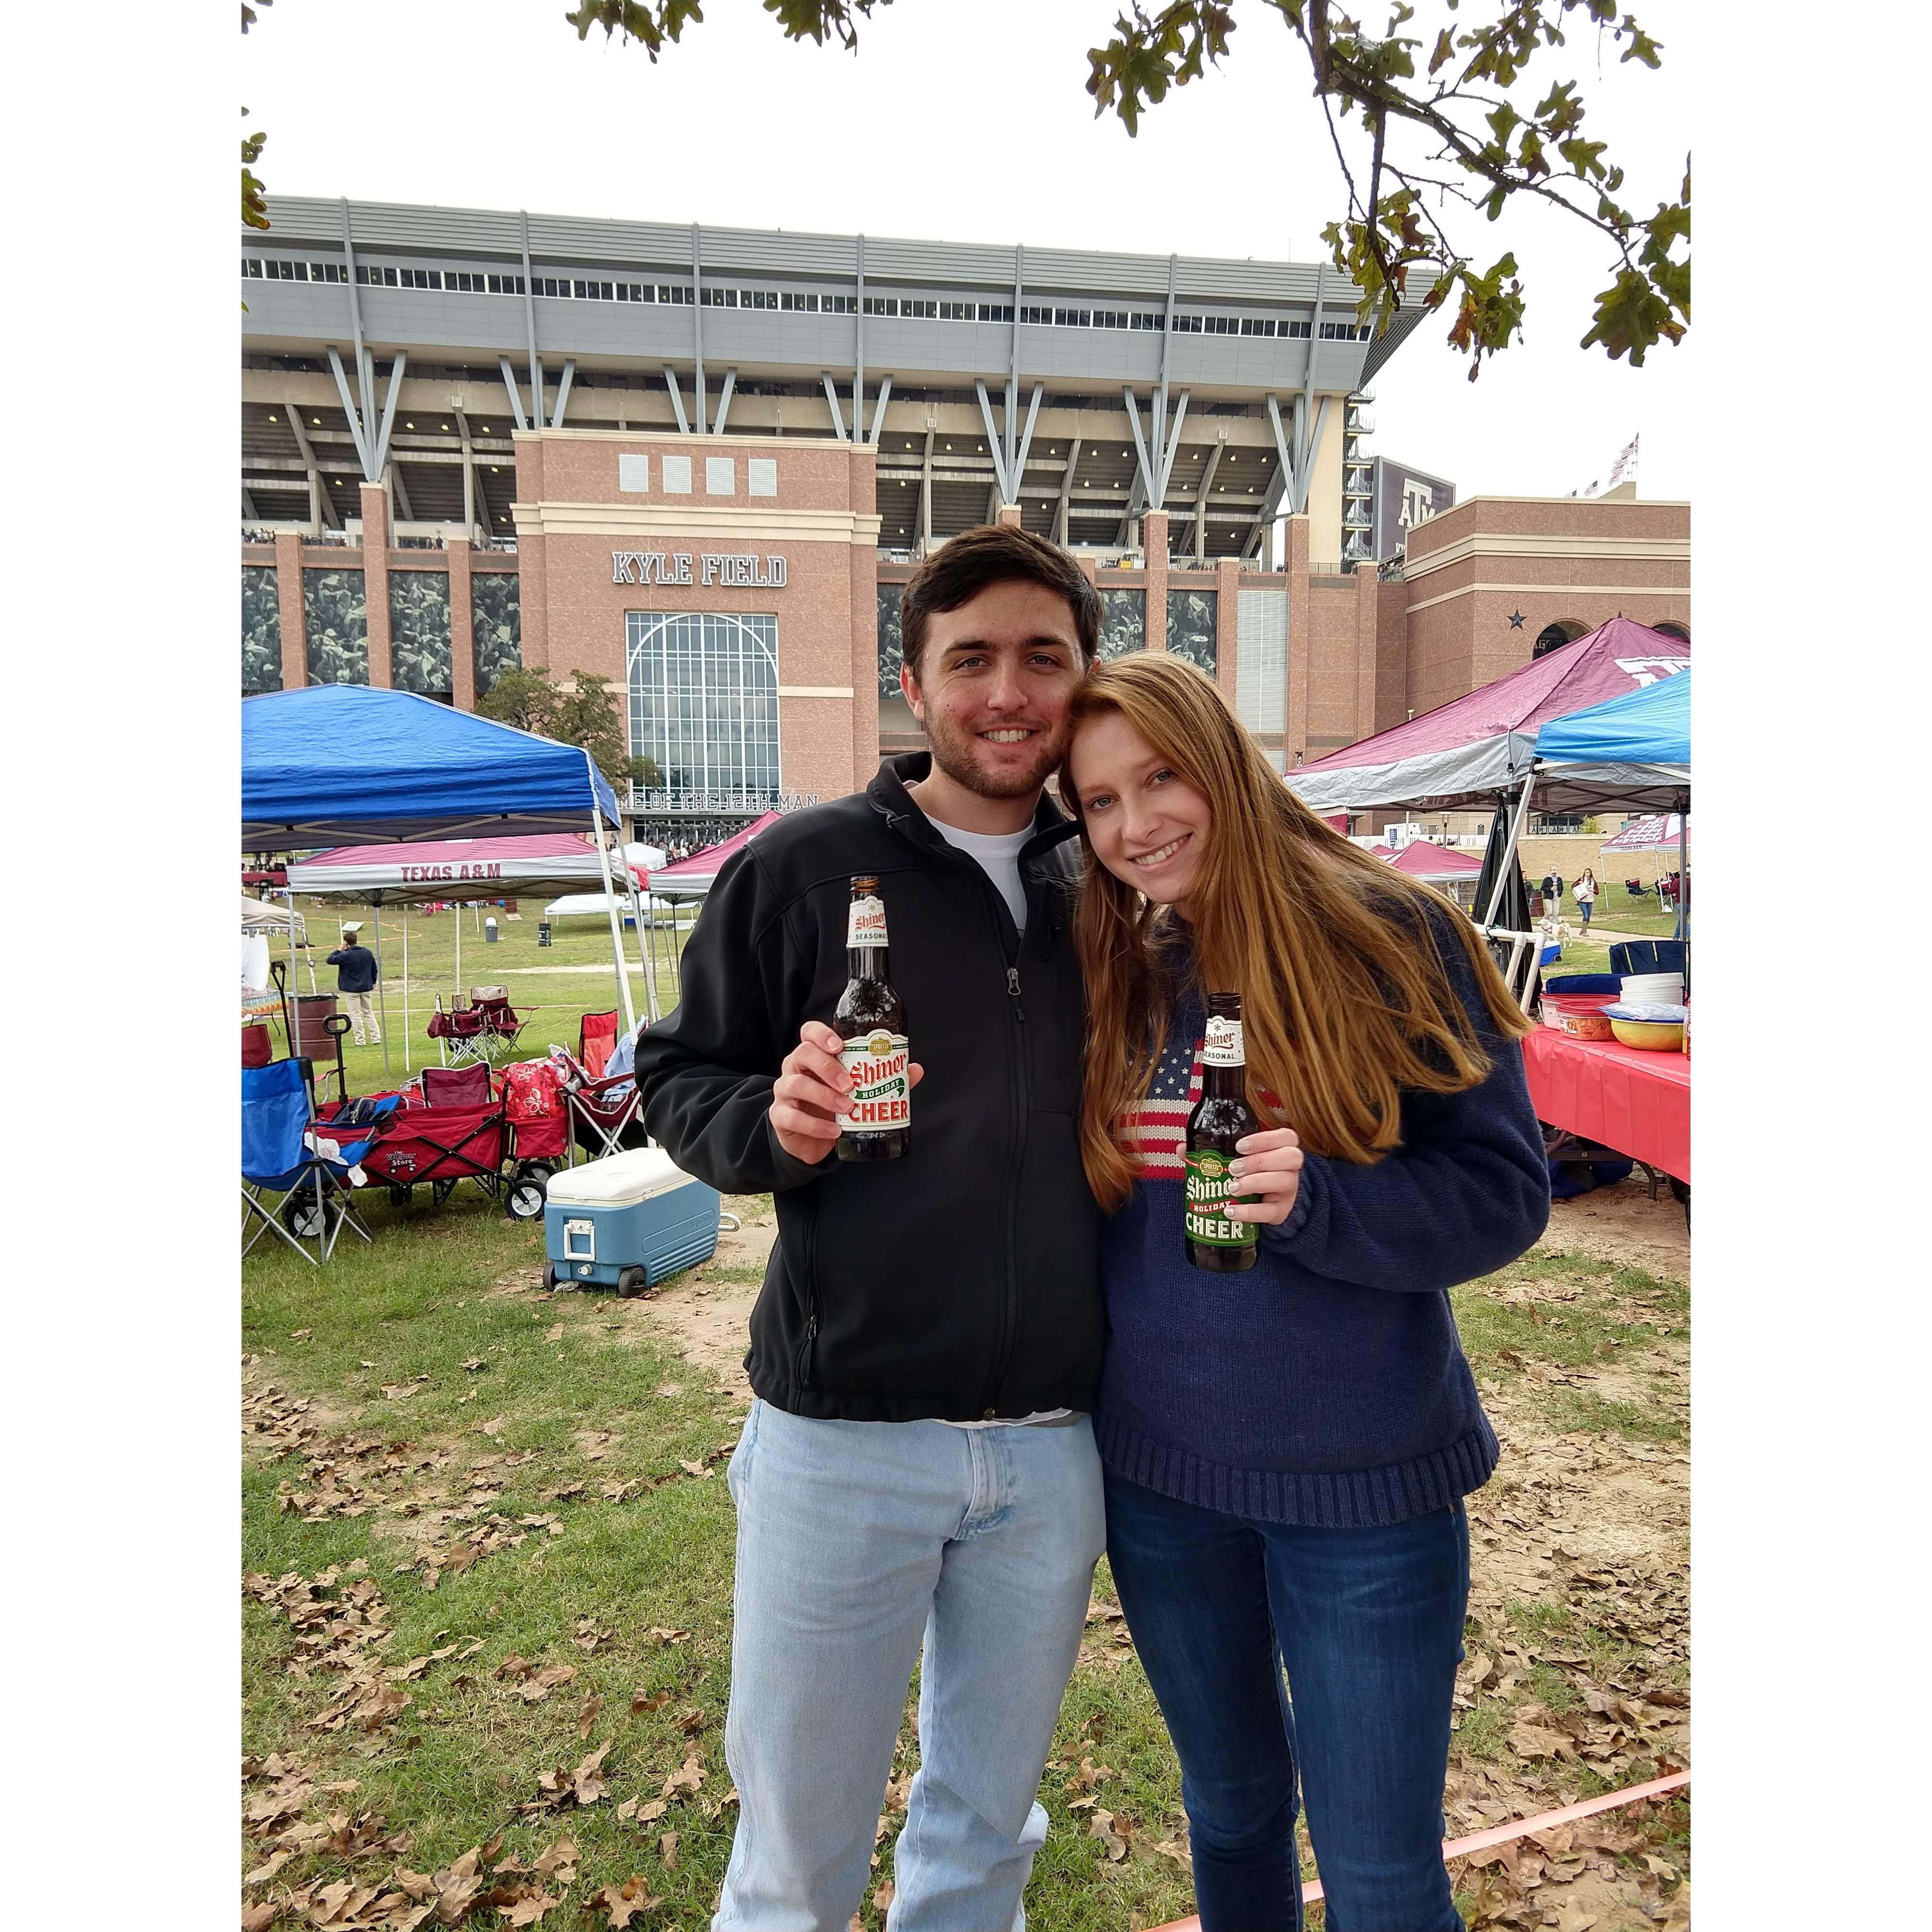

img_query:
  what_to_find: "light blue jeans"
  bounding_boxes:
[713,1398,1106,1932]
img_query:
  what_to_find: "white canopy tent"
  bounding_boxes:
[286,833,661,1073]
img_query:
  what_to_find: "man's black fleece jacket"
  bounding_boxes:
[632,755,1104,1423]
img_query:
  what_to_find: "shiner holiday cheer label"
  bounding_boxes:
[839,1028,910,1133]
[1183,1147,1257,1248]
[1202,1014,1245,1066]
[847,894,888,948]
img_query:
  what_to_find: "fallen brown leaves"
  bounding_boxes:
[596,1876,663,1926]
[242,1568,428,1737]
[524,1740,616,1815]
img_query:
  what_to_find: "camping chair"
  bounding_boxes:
[550,1049,648,1162]
[469,986,527,1062]
[1609,940,1689,978]
[242,1058,381,1265]
[1623,876,1648,898]
[420,1061,494,1108]
[580,1008,622,1081]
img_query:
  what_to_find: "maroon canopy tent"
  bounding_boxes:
[1285,617,1691,817]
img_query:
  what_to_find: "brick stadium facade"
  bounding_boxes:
[239,198,1688,840]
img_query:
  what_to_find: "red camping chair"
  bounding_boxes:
[426,989,527,1067]
[580,1008,621,1080]
[551,1010,648,1162]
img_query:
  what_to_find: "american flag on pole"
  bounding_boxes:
[1604,433,1640,493]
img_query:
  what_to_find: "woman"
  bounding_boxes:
[1059,656,1549,1932]
[1575,865,1599,930]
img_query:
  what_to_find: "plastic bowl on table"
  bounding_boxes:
[1540,991,1616,1039]
[1603,1000,1687,1052]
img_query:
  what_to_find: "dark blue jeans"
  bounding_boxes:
[1104,1468,1469,1932]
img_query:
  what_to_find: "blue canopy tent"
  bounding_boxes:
[1534,664,1690,770]
[1535,667,1691,941]
[243,686,622,844]
[243,688,643,1055]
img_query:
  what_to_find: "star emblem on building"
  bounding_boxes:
[1507,609,1526,629]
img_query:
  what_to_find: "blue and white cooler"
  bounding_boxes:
[541,1148,729,1296]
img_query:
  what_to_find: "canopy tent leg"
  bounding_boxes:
[402,905,412,1075]
[593,814,638,1037]
[372,894,391,1082]
[1676,803,1689,963]
[286,890,302,1056]
[446,900,460,1065]
[625,874,659,1023]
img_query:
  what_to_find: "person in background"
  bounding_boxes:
[1059,655,1549,1932]
[1540,866,1565,918]
[1574,865,1599,931]
[326,922,381,1045]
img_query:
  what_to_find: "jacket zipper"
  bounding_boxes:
[982,867,1038,1417]
[879,805,1044,1418]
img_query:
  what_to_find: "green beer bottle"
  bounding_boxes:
[1184,992,1259,1271]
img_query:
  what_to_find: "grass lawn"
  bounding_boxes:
[242,1172,1690,1932]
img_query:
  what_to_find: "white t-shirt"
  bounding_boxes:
[927,815,1031,934]
[924,811,1073,1429]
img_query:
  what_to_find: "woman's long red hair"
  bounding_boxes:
[1058,655,1534,1211]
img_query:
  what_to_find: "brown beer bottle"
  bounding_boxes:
[1184,992,1260,1271]
[834,874,911,1162]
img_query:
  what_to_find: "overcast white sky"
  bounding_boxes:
[242,0,1693,503]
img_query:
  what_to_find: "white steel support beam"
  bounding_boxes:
[1008,245,1024,486]
[1193,438,1225,560]
[853,234,865,447]
[712,369,737,437]
[454,409,476,532]
[973,380,1011,500]
[1011,384,1044,497]
[867,374,893,446]
[549,358,575,428]
[1122,387,1158,507]
[326,346,375,476]
[662,367,690,436]
[691,224,706,435]
[1156,391,1191,502]
[286,407,338,530]
[369,351,407,477]
[821,373,849,441]
[498,356,529,433]
[1054,436,1081,547]
[920,428,935,549]
[389,460,415,522]
[519,210,540,438]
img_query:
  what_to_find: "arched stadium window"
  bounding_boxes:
[1533,621,1587,659]
[1653,621,1690,642]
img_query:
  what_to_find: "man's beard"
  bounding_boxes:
[924,709,1067,800]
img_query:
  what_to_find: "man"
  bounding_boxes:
[325,922,381,1045]
[634,525,1105,1932]
[1541,866,1565,916]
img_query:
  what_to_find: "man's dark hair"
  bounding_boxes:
[899,525,1100,683]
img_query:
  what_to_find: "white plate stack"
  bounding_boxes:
[1620,971,1685,1006]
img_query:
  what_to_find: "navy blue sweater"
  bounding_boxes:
[1092,918,1550,1528]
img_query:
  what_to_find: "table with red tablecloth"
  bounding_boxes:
[1520,1028,1690,1184]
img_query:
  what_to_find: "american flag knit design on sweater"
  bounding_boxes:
[1116,1015,1281,1178]
[1119,1029,1204,1180]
